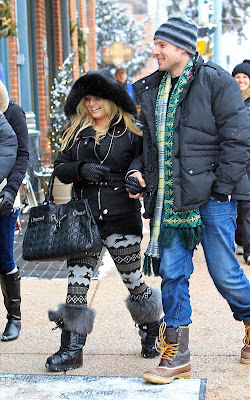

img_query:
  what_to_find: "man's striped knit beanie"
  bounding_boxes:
[154,14,198,56]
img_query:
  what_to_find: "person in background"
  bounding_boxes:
[127,14,250,384]
[45,68,162,373]
[0,80,17,185]
[232,60,250,264]
[115,67,135,101]
[0,62,29,341]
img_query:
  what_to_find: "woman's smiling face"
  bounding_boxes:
[234,73,250,92]
[84,95,107,122]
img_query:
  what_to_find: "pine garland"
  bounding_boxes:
[48,53,75,162]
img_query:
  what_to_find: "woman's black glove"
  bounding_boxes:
[125,176,145,195]
[0,190,15,216]
[79,163,110,183]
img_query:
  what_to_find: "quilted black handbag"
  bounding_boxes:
[22,173,102,262]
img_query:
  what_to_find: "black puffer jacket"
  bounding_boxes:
[3,101,29,197]
[132,54,250,219]
[245,97,250,121]
[0,112,17,184]
[244,96,250,179]
[54,119,142,223]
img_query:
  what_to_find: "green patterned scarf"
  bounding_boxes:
[144,58,205,276]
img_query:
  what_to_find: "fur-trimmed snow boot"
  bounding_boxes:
[126,287,162,358]
[142,321,191,384]
[45,304,95,372]
[0,270,21,341]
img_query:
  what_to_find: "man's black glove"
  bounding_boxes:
[211,191,228,202]
[79,163,110,183]
[0,190,15,216]
[125,176,145,195]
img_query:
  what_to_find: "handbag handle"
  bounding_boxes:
[44,171,56,204]
[44,171,75,204]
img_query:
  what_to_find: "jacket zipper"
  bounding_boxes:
[77,136,104,219]
[98,188,103,220]
[76,140,85,199]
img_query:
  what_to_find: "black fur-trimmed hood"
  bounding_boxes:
[64,67,137,118]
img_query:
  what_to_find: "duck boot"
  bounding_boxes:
[45,304,95,372]
[0,270,21,341]
[142,321,191,384]
[126,287,162,358]
[240,320,250,364]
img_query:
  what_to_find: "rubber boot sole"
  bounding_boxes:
[45,362,83,372]
[240,357,250,365]
[142,370,191,384]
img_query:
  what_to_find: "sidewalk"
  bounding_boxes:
[0,223,249,400]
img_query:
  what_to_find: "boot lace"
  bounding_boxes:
[242,325,250,350]
[52,319,64,331]
[155,320,179,360]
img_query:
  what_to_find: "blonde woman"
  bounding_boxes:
[45,68,162,372]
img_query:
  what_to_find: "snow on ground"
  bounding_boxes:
[0,374,205,400]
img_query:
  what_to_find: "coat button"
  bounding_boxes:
[145,86,149,89]
[189,170,193,174]
[103,209,108,214]
[142,79,145,83]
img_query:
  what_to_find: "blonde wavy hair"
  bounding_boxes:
[60,98,142,151]
[242,86,250,102]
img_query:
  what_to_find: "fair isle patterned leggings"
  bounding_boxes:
[66,233,151,307]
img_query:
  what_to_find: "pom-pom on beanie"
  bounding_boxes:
[154,14,198,56]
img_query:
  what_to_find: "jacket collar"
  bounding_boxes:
[133,70,165,96]
[192,53,204,74]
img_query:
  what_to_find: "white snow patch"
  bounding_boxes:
[0,375,205,400]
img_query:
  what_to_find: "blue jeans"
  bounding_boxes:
[0,209,19,274]
[159,198,250,329]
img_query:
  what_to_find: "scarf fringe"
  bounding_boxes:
[158,224,205,250]
[143,224,205,277]
[178,224,205,250]
[158,226,176,248]
[143,254,161,277]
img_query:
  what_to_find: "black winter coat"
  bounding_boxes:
[245,97,250,121]
[244,96,250,179]
[3,101,29,197]
[132,54,250,219]
[54,120,143,237]
[0,111,17,184]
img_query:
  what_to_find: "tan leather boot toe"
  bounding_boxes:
[241,321,250,365]
[142,361,191,384]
